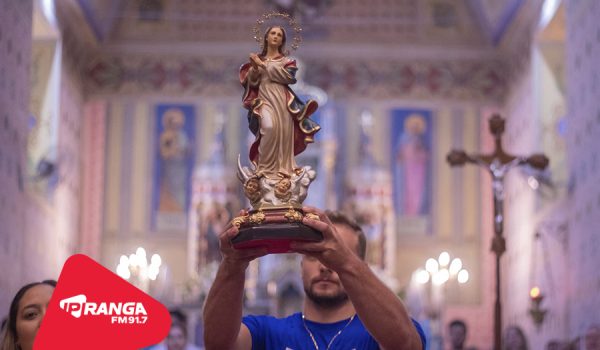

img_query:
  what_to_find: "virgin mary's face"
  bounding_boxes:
[266,27,284,48]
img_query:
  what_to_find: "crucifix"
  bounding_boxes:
[446,114,549,350]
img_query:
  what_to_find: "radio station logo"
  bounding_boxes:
[59,294,148,324]
[35,255,171,349]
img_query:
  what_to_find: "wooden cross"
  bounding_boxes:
[447,114,549,350]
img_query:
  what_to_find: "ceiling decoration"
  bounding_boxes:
[265,0,332,24]
[74,0,489,46]
[86,54,507,102]
[76,0,125,42]
[466,0,524,45]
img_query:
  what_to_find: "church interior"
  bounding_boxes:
[1,0,599,348]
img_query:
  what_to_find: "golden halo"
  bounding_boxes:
[253,11,303,51]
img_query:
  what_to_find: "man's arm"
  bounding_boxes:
[336,255,423,350]
[202,224,266,350]
[292,208,423,350]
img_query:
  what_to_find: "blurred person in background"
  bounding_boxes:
[448,319,477,350]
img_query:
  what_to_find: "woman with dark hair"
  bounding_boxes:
[503,325,529,350]
[0,280,56,350]
[239,25,320,180]
[165,321,188,350]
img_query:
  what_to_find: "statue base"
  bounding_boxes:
[231,208,323,254]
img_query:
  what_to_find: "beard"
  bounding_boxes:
[304,285,349,309]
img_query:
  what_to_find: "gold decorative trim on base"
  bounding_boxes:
[249,211,266,225]
[305,213,320,221]
[284,208,303,222]
[231,215,249,228]
[256,204,303,211]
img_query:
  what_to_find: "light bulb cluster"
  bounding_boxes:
[416,251,469,285]
[116,247,162,281]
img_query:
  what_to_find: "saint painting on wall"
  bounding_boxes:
[391,109,432,234]
[152,104,195,231]
[27,40,60,198]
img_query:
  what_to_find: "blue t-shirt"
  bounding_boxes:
[242,312,426,350]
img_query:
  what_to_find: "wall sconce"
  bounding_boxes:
[529,286,547,328]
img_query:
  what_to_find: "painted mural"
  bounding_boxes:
[153,104,195,231]
[391,109,433,234]
[27,40,60,198]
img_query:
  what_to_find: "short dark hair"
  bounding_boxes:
[169,308,187,324]
[449,319,467,330]
[325,210,367,260]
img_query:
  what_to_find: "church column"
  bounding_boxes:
[79,101,107,260]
